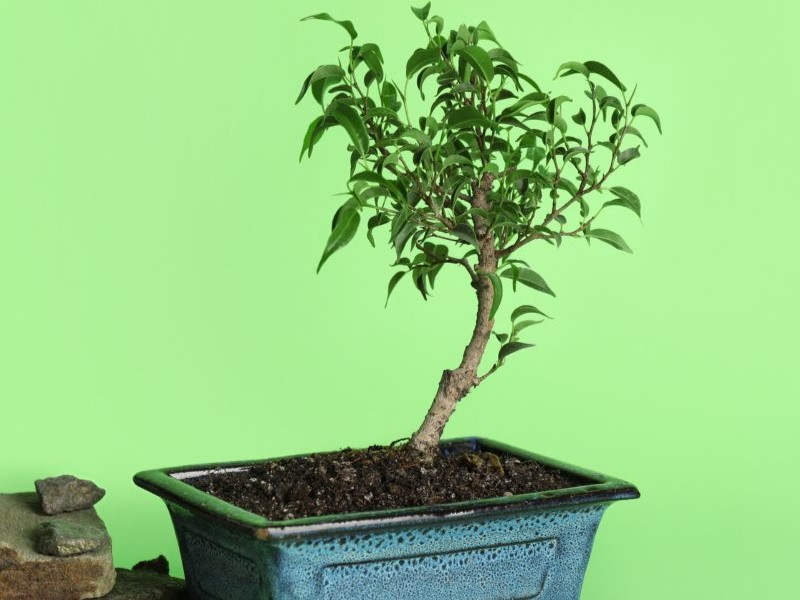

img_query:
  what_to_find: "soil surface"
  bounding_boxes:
[185,444,587,521]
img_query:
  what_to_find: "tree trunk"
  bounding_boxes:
[407,173,497,455]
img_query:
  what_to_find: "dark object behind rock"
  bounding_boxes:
[132,555,169,576]
[35,475,106,515]
[34,520,109,557]
[99,569,186,600]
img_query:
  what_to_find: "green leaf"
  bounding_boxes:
[407,47,442,78]
[413,268,429,300]
[488,48,519,72]
[632,104,662,134]
[501,267,555,296]
[499,94,548,120]
[318,198,361,272]
[366,106,399,121]
[328,101,369,157]
[599,95,624,112]
[517,72,541,91]
[555,61,590,78]
[456,46,495,83]
[474,21,497,44]
[494,332,509,344]
[411,2,431,20]
[296,65,346,104]
[311,75,340,105]
[499,341,535,362]
[380,150,401,170]
[451,224,478,248]
[613,124,648,148]
[546,95,571,125]
[299,115,325,160]
[385,271,406,306]
[486,272,503,320]
[427,262,444,288]
[584,60,626,92]
[511,304,551,321]
[349,171,383,184]
[579,197,590,219]
[603,186,641,217]
[440,154,474,170]
[391,215,416,258]
[585,228,633,253]
[564,146,590,162]
[366,213,390,247]
[617,146,641,165]
[302,13,357,40]
[512,319,542,335]
[416,64,442,98]
[380,81,400,109]
[400,127,432,146]
[448,106,492,129]
[359,44,384,81]
[552,115,568,134]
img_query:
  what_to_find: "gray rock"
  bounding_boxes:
[0,493,115,600]
[35,475,106,515]
[35,520,110,557]
[98,569,186,599]
[131,555,169,575]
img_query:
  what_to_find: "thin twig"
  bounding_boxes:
[414,241,478,282]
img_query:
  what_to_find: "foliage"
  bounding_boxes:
[297,3,660,368]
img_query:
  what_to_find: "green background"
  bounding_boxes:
[1,1,798,598]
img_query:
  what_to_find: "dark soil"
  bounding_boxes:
[185,444,587,522]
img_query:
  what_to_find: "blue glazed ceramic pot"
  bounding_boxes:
[134,437,638,600]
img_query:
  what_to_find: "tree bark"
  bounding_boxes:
[407,173,498,455]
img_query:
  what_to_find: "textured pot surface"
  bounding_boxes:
[134,438,638,600]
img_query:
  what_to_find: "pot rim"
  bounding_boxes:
[133,437,639,539]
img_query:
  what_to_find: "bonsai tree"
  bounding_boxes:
[297,4,660,455]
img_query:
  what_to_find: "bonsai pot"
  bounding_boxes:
[133,437,638,600]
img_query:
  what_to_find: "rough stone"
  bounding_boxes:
[0,493,116,600]
[35,476,106,515]
[35,521,109,557]
[131,555,169,576]
[98,569,186,600]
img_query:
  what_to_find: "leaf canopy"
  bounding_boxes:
[297,6,659,348]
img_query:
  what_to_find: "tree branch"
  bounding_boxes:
[407,172,498,454]
[476,362,500,384]
[414,241,478,283]
[497,93,631,260]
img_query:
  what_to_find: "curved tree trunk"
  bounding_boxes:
[408,174,497,455]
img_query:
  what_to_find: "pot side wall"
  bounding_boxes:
[168,500,610,600]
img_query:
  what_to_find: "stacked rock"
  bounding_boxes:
[0,476,186,600]
[36,475,107,517]
[0,475,115,599]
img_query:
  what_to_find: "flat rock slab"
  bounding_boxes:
[98,569,186,600]
[35,521,110,557]
[0,493,115,600]
[36,476,106,515]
